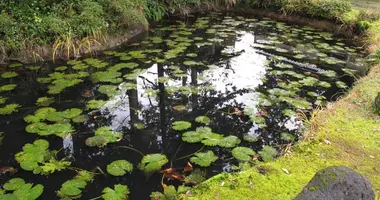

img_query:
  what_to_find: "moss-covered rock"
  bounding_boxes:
[294,166,375,200]
[374,92,380,114]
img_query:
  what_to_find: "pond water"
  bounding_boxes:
[0,14,366,199]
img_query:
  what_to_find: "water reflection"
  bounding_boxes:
[0,14,365,200]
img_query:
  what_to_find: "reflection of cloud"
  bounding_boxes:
[202,32,267,109]
[101,94,131,130]
[137,64,159,108]
[284,116,303,131]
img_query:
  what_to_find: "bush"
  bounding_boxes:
[239,0,352,21]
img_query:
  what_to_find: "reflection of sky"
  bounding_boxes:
[137,64,159,108]
[202,32,267,110]
[101,93,131,130]
[99,64,160,130]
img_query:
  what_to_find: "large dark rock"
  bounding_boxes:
[294,166,375,200]
[375,92,380,115]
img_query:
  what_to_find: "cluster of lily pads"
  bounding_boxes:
[0,14,366,200]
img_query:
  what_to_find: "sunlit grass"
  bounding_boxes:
[352,0,380,13]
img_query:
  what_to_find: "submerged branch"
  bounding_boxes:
[176,145,205,161]
[113,146,145,156]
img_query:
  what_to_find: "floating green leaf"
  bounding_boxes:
[232,147,256,161]
[92,71,122,83]
[280,132,295,141]
[0,96,7,104]
[282,109,297,117]
[336,81,348,89]
[8,63,23,68]
[217,136,241,148]
[35,97,54,107]
[258,146,277,162]
[184,169,206,185]
[25,122,73,137]
[1,72,19,78]
[0,104,20,115]
[195,116,210,124]
[55,66,67,71]
[318,81,331,88]
[98,85,119,97]
[86,100,106,110]
[84,58,108,69]
[172,121,192,131]
[85,127,123,147]
[57,171,94,199]
[72,115,88,123]
[107,160,133,176]
[39,158,71,175]
[3,178,25,191]
[184,60,202,66]
[1,178,43,200]
[190,151,218,167]
[58,179,87,198]
[102,184,130,200]
[0,84,17,92]
[299,77,319,86]
[138,154,168,175]
[243,134,259,142]
[15,139,49,172]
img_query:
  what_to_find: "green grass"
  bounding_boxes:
[187,63,380,199]
[353,0,380,12]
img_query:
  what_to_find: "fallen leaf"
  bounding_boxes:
[0,166,17,175]
[183,162,193,172]
[282,168,290,174]
[164,172,184,182]
[160,168,174,174]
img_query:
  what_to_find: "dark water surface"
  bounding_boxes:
[0,14,366,199]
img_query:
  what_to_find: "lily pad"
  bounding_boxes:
[57,171,94,199]
[86,100,106,110]
[232,147,256,161]
[1,72,19,79]
[85,127,123,147]
[336,81,348,89]
[102,184,130,200]
[0,104,20,115]
[243,134,259,142]
[1,178,43,200]
[107,160,133,176]
[35,97,54,107]
[98,85,119,97]
[280,132,295,141]
[195,116,210,124]
[172,121,192,131]
[72,115,88,123]
[0,84,17,92]
[190,151,218,167]
[138,154,168,175]
[15,140,49,172]
[258,146,277,162]
[217,136,241,148]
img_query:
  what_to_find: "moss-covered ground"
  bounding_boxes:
[188,63,380,199]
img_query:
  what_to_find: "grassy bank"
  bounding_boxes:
[187,62,380,199]
[0,0,238,63]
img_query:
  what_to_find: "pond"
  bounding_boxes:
[0,14,366,200]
